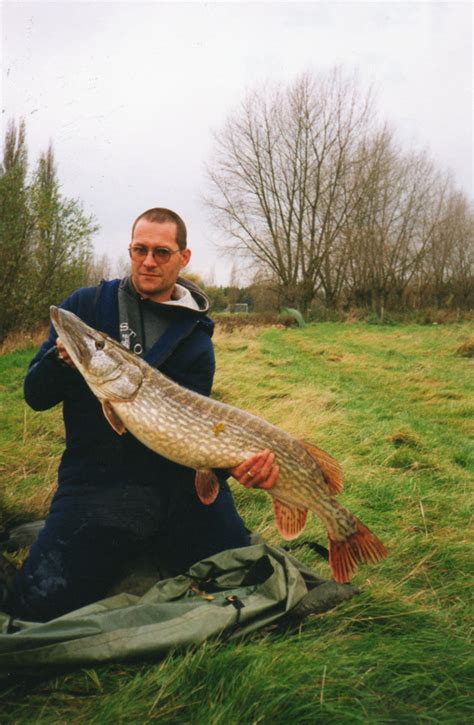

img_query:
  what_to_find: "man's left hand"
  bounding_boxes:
[229,449,279,490]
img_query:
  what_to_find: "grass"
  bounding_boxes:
[0,320,473,723]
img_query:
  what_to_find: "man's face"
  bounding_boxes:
[129,219,191,302]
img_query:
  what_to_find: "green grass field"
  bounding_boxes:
[0,321,473,723]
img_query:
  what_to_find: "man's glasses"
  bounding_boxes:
[128,245,181,264]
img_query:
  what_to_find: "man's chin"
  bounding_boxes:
[139,286,161,297]
[134,279,173,302]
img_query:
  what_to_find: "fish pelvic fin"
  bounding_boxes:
[102,401,126,435]
[195,469,220,505]
[300,440,344,494]
[329,519,388,583]
[273,498,308,540]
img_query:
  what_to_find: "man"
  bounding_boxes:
[13,207,278,622]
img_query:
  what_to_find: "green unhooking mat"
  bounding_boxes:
[0,544,356,672]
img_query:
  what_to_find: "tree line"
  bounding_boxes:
[206,69,473,316]
[2,68,472,345]
[0,120,98,341]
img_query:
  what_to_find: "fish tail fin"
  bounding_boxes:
[329,519,388,583]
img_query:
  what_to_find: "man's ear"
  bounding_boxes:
[180,249,191,269]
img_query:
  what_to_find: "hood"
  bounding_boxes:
[168,276,210,313]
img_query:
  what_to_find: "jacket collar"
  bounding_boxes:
[95,278,214,368]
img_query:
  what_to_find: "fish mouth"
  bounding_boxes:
[50,305,60,328]
[50,306,94,367]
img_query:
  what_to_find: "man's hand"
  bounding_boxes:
[229,449,279,490]
[56,338,76,369]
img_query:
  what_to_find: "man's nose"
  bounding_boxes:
[142,249,157,265]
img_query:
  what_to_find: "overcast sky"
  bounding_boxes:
[2,1,472,284]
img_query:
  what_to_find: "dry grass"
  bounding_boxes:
[456,338,474,357]
[0,326,49,356]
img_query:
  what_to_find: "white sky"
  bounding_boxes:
[2,1,473,284]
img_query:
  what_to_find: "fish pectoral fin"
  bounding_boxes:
[195,469,220,505]
[273,498,308,540]
[300,440,344,494]
[102,401,126,435]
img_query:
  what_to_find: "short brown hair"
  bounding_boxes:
[131,208,187,249]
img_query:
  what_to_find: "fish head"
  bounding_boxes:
[50,306,143,400]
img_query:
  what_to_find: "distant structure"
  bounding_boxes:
[225,303,249,313]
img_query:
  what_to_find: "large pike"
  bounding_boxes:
[51,306,387,583]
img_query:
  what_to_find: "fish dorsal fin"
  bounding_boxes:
[102,401,126,435]
[300,440,344,494]
[195,469,220,505]
[272,498,308,540]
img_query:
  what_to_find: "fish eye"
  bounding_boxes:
[95,340,106,350]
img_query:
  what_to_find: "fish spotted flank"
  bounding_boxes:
[50,306,388,583]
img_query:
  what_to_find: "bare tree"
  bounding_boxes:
[448,196,474,309]
[114,254,131,279]
[206,69,374,312]
[86,252,113,284]
[207,69,473,316]
[343,126,450,317]
[227,261,241,311]
[423,190,473,309]
[247,268,280,312]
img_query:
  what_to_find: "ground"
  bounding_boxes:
[0,320,472,723]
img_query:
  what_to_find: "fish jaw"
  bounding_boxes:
[50,307,144,401]
[50,306,95,372]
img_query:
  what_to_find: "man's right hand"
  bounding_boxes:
[229,449,279,490]
[56,339,76,369]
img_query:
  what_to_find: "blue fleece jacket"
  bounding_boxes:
[14,280,250,620]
